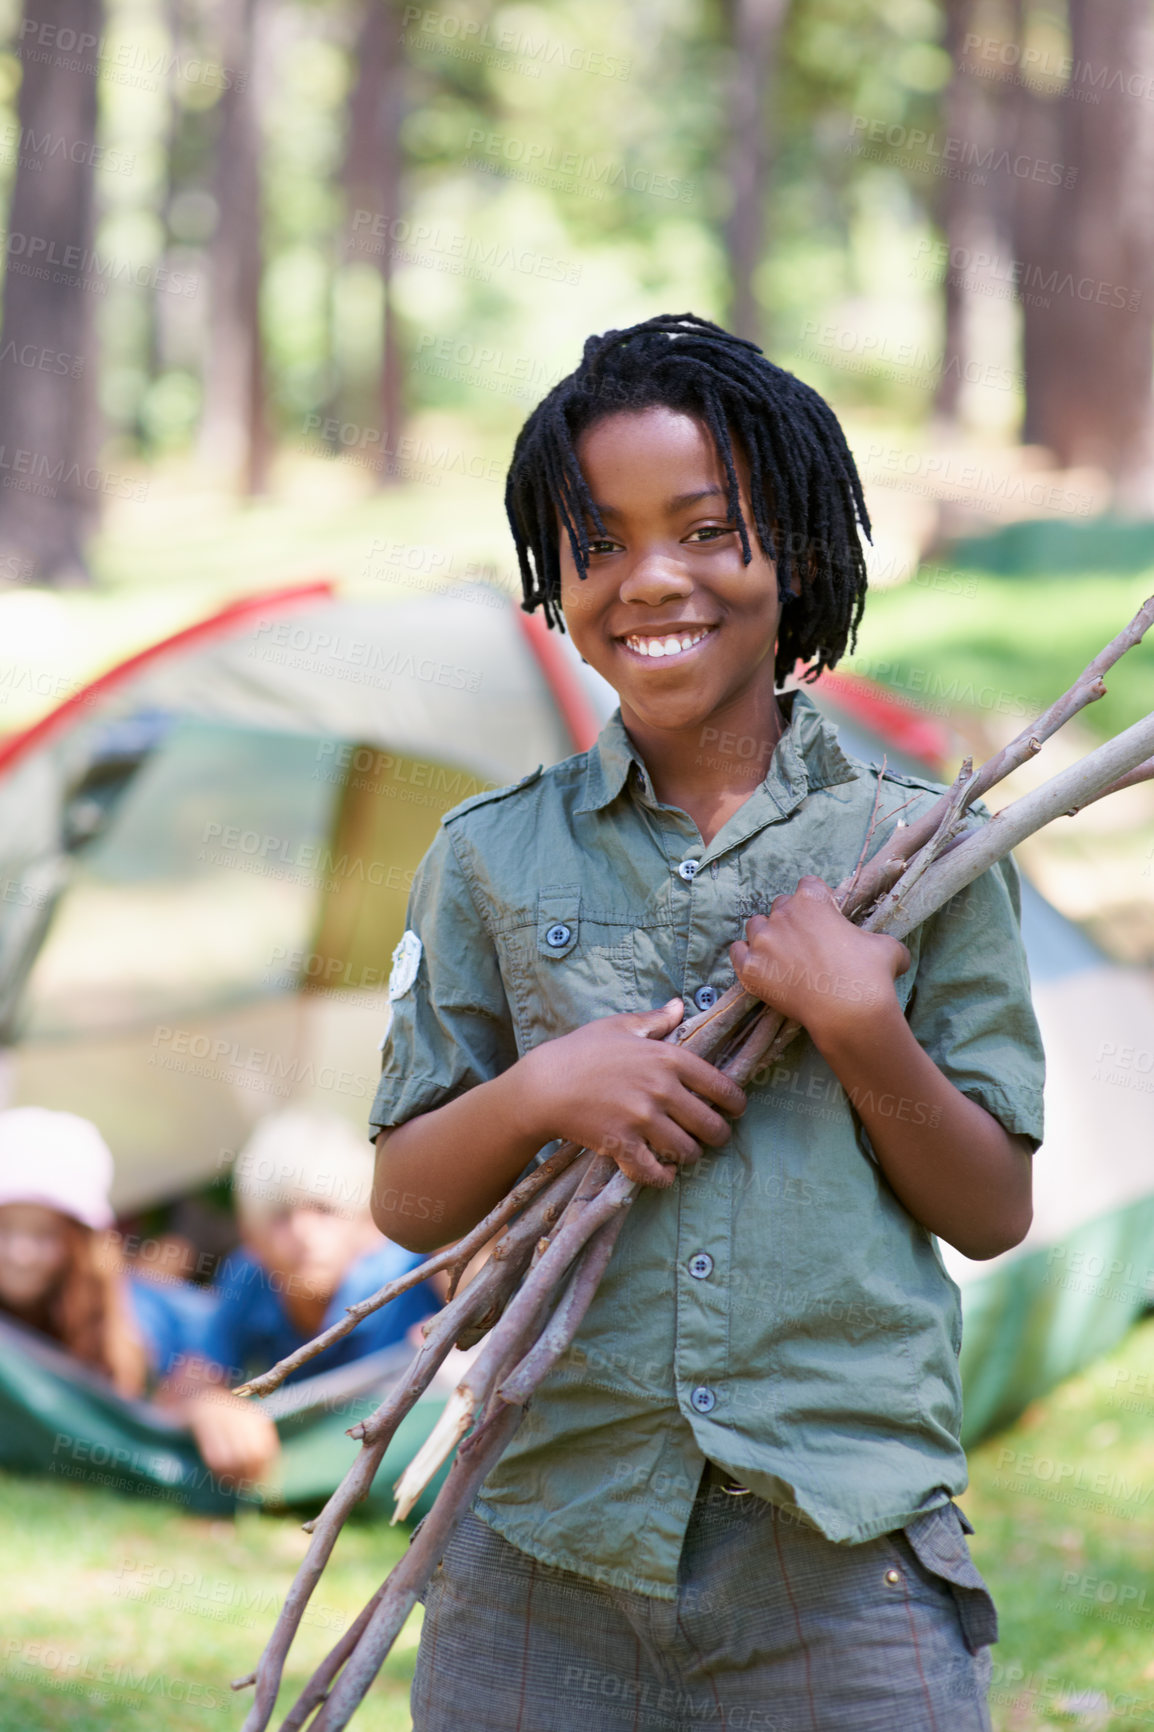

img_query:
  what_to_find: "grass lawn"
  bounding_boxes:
[3,1313,1153,1731]
[963,1313,1154,1730]
[0,1478,419,1730]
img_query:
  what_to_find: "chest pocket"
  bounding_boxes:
[538,888,581,960]
[499,887,638,1049]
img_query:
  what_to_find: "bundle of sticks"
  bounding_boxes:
[232,596,1154,1732]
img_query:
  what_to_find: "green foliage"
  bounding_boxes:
[0,0,977,464]
[846,569,1154,741]
[829,548,1154,965]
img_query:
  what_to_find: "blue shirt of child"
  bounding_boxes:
[199,1242,439,1384]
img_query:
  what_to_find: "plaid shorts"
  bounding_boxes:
[410,1466,996,1731]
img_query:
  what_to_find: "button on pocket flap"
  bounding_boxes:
[903,1504,999,1653]
[538,888,581,959]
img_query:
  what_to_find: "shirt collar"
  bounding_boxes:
[575,688,858,819]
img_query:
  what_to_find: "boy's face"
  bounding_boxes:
[244,1206,380,1307]
[559,407,785,737]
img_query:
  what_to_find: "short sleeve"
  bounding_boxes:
[369,823,519,1135]
[904,834,1046,1151]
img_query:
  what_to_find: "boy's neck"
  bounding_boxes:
[621,688,792,849]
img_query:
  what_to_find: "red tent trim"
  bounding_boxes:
[0,581,335,776]
[813,668,950,770]
[513,607,602,753]
[0,578,949,781]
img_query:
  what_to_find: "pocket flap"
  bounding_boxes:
[903,1503,999,1653]
[537,888,581,959]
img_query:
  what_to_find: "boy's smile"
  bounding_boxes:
[559,405,791,837]
[619,624,715,661]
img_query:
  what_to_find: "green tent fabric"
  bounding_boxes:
[0,1316,449,1521]
[957,1194,1154,1443]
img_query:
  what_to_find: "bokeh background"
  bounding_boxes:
[0,1,1152,1728]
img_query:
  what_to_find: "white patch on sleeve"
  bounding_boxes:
[387,929,423,1002]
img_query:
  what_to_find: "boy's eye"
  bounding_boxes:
[685,525,734,544]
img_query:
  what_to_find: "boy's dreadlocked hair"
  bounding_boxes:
[505,312,872,685]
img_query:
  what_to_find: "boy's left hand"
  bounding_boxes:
[729,875,911,1050]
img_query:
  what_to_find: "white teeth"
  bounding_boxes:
[624,628,711,660]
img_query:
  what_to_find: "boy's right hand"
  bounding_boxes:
[186,1392,280,1486]
[518,998,746,1189]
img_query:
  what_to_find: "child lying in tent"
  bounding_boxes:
[173,1109,443,1479]
[0,1108,214,1386]
[0,1107,234,1452]
[0,1106,444,1493]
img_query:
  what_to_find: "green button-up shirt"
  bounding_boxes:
[371,690,1045,1597]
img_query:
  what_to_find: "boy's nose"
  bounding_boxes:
[618,553,693,607]
[288,1208,326,1242]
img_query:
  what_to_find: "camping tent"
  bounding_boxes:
[0,579,1150,1482]
[0,581,587,1208]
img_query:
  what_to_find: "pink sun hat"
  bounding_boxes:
[0,1107,116,1231]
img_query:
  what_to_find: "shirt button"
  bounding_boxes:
[688,1252,713,1279]
[690,1385,716,1414]
[677,859,701,882]
[544,923,571,948]
[693,985,718,1011]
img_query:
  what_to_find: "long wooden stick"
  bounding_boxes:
[392,1154,621,1521]
[234,1138,588,1399]
[263,710,1152,1723]
[236,1155,595,1730]
[302,1213,635,1732]
[876,709,1154,942]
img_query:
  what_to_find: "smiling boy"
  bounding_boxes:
[371,314,1045,1729]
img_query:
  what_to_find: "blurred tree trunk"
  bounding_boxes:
[143,0,183,410]
[343,0,405,483]
[934,0,1014,422]
[722,0,788,344]
[199,0,268,494]
[0,0,103,586]
[1012,0,1154,506]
